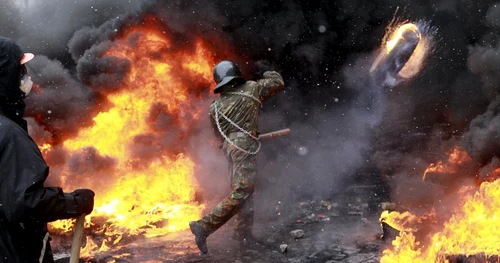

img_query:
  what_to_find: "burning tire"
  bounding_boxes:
[370,22,432,87]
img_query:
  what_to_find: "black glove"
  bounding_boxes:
[65,189,95,216]
[252,60,272,79]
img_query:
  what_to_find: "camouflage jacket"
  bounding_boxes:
[209,71,284,140]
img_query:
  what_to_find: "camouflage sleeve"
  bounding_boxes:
[257,71,285,101]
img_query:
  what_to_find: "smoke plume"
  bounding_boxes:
[2,0,500,235]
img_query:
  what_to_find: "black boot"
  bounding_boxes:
[189,221,208,254]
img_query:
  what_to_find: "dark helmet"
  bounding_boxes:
[213,60,245,93]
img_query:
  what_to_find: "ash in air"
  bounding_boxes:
[1,0,500,261]
[2,0,496,199]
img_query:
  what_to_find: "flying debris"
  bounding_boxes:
[370,22,432,87]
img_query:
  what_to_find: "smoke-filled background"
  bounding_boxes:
[2,0,500,219]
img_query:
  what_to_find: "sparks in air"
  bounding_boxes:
[370,21,435,85]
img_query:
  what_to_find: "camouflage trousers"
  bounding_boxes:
[198,135,258,237]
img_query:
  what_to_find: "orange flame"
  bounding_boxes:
[423,146,472,181]
[39,143,52,153]
[385,23,421,53]
[47,17,220,257]
[381,145,500,262]
[381,180,500,262]
[380,210,431,233]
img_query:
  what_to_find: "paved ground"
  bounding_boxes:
[53,192,388,263]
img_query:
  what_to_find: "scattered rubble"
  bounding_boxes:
[53,187,387,262]
[279,244,288,253]
[289,229,305,239]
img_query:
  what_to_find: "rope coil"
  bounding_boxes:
[214,92,262,155]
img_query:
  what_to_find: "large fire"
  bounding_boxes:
[43,16,223,257]
[381,146,500,262]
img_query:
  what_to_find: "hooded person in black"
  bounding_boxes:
[0,37,95,263]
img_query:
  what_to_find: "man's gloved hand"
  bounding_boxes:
[252,60,272,79]
[66,189,95,216]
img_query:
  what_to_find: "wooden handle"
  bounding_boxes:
[258,128,291,140]
[70,214,86,263]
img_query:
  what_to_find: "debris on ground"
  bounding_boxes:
[289,229,305,239]
[279,244,288,253]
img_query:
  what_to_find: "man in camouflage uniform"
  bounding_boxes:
[189,60,284,254]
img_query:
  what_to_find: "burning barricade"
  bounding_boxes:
[40,15,228,259]
[370,18,500,263]
[380,146,500,262]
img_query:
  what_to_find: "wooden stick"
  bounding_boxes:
[258,128,291,140]
[70,214,86,263]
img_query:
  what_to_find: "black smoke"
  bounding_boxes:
[2,0,500,224]
[24,55,98,141]
[16,0,141,61]
[461,3,500,168]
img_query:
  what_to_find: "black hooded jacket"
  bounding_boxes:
[0,37,28,131]
[0,37,79,263]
